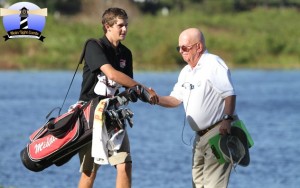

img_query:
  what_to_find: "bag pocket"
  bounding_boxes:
[47,107,81,138]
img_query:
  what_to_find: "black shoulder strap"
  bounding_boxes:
[50,38,103,117]
[79,38,104,65]
[82,38,109,96]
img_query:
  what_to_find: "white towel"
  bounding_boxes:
[107,129,125,152]
[91,98,125,165]
[94,74,121,96]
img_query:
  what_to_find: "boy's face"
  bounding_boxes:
[107,18,128,42]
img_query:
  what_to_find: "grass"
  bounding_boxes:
[0,6,299,71]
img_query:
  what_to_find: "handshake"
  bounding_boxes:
[120,85,159,105]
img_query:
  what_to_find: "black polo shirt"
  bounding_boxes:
[79,36,133,101]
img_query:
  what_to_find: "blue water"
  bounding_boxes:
[0,70,299,188]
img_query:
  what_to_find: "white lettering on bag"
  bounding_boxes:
[34,136,57,154]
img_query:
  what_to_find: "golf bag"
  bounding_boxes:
[20,87,142,172]
[20,96,99,172]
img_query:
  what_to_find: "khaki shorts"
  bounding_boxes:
[79,130,131,173]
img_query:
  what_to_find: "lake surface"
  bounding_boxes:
[0,70,299,188]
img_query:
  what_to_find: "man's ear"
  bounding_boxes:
[104,24,110,31]
[197,43,204,53]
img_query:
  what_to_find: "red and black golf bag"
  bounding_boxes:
[20,96,101,172]
[20,86,149,172]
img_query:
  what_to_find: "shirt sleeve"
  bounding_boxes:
[84,40,109,73]
[170,68,187,101]
[170,82,183,101]
[210,57,235,98]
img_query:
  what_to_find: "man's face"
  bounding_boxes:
[178,36,198,66]
[108,18,128,42]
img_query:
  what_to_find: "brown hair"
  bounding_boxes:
[101,8,128,33]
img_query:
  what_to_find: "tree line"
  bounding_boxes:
[5,0,300,15]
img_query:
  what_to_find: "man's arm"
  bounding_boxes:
[101,64,159,104]
[223,95,236,116]
[101,64,139,88]
[219,95,236,135]
[158,96,182,108]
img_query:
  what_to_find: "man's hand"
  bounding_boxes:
[219,120,232,135]
[147,87,159,105]
[131,85,159,105]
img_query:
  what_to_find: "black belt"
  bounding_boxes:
[197,121,221,136]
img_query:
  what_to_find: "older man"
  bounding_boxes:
[158,28,236,188]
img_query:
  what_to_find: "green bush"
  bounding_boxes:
[0,5,299,70]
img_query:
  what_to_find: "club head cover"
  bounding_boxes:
[126,87,138,102]
[135,85,151,103]
[118,87,138,103]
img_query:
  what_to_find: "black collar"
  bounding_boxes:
[100,36,122,53]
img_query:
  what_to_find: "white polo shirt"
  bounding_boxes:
[170,51,235,131]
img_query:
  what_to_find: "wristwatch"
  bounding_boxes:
[222,114,234,120]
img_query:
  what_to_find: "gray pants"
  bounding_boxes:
[192,122,232,188]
